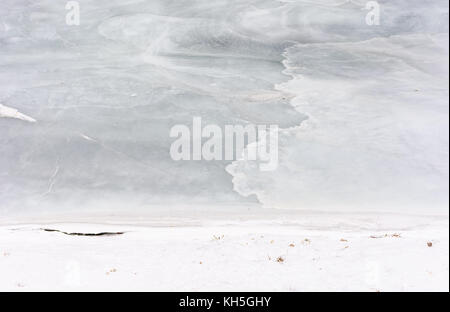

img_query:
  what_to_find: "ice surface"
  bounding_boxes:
[0,0,448,216]
[229,33,449,212]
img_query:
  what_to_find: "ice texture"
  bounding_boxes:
[0,0,448,215]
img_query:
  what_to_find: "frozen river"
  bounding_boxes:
[0,0,448,216]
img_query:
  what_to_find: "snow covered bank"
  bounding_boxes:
[0,213,448,291]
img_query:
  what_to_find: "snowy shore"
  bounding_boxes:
[1,212,448,292]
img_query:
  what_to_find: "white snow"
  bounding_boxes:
[0,104,36,123]
[0,213,448,291]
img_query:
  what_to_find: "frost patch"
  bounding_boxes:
[0,104,36,123]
